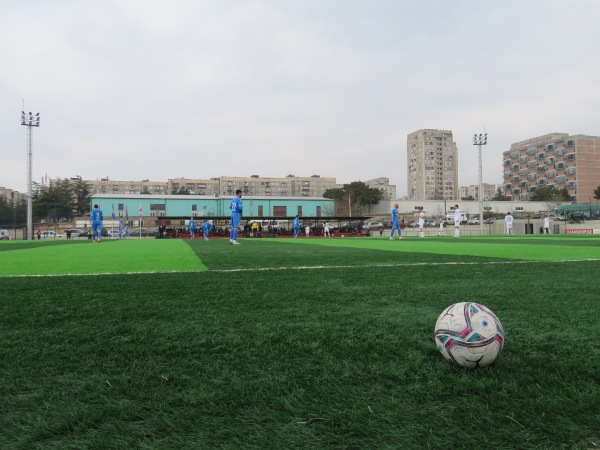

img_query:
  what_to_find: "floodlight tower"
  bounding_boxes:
[21,111,40,240]
[473,132,487,236]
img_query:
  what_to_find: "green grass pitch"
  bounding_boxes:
[1,236,599,449]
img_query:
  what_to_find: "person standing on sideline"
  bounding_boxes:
[453,205,463,238]
[229,190,243,245]
[188,217,197,239]
[505,212,514,236]
[117,218,123,239]
[390,202,403,240]
[202,220,213,240]
[293,215,301,238]
[324,222,331,237]
[417,207,426,238]
[305,224,310,237]
[90,204,104,242]
[543,215,551,234]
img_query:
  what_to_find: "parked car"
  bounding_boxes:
[484,219,494,224]
[128,228,155,236]
[467,218,480,225]
[366,221,384,228]
[0,229,11,240]
[410,220,430,228]
[41,231,64,238]
[340,222,363,232]
[65,228,86,237]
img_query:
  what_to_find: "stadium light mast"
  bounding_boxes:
[21,111,40,240]
[473,131,487,236]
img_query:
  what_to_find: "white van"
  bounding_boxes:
[0,229,11,240]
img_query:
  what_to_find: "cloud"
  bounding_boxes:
[1,0,599,196]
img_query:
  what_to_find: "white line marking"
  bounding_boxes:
[1,258,598,278]
[212,258,600,273]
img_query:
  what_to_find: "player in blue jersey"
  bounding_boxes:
[229,189,243,245]
[117,218,123,239]
[390,202,403,240]
[90,204,103,242]
[125,224,129,239]
[202,220,213,240]
[188,217,197,239]
[293,215,301,238]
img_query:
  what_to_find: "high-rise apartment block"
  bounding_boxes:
[502,133,600,202]
[407,129,458,201]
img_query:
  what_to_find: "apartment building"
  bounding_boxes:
[407,129,458,201]
[459,183,496,201]
[364,177,397,200]
[0,186,27,205]
[502,133,600,202]
[170,175,338,197]
[86,178,168,195]
[81,175,338,198]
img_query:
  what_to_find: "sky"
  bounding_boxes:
[1,0,599,196]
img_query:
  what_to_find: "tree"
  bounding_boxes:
[323,181,382,216]
[491,187,509,201]
[72,179,92,216]
[0,195,13,226]
[461,195,475,201]
[594,185,600,201]
[530,186,570,202]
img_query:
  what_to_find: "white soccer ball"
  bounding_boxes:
[434,302,505,369]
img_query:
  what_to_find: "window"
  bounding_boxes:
[258,205,263,217]
[316,206,321,217]
[297,206,302,216]
[515,207,524,211]
[273,206,287,216]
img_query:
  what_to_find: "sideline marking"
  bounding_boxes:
[212,258,600,272]
[1,258,598,278]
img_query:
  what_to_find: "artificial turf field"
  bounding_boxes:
[1,236,599,449]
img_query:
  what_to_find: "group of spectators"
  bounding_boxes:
[157,225,230,239]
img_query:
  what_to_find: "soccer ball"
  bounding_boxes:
[434,302,504,369]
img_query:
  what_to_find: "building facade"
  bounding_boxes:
[364,177,397,200]
[81,175,338,198]
[459,183,496,201]
[90,194,335,221]
[407,129,458,201]
[0,186,27,205]
[502,133,600,202]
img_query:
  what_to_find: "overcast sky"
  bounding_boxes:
[2,0,599,196]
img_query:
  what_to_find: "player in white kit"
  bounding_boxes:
[453,205,463,238]
[417,208,426,238]
[505,212,514,236]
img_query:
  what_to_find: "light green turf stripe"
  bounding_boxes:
[268,236,600,261]
[0,239,207,275]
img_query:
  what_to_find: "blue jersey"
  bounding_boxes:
[391,208,399,221]
[189,219,196,231]
[230,196,242,228]
[230,197,243,215]
[118,220,123,232]
[90,208,103,224]
[293,217,300,229]
[202,222,213,234]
